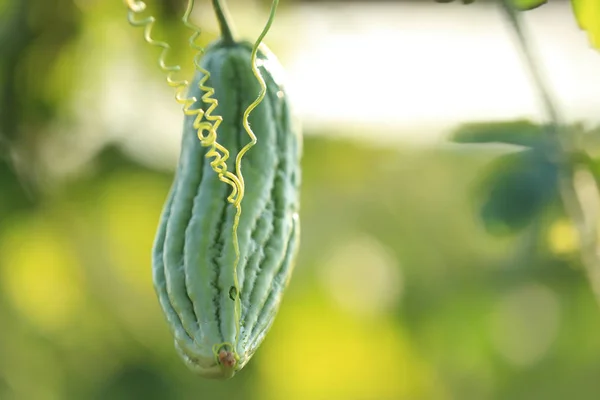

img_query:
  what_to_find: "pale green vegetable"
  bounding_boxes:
[152,39,301,379]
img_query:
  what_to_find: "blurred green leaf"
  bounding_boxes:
[511,0,547,10]
[450,120,544,148]
[476,149,559,235]
[434,0,546,10]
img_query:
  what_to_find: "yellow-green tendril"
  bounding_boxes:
[237,0,280,191]
[229,0,279,354]
[182,0,241,203]
[233,0,280,242]
[125,0,242,204]
[182,0,244,356]
[124,0,189,104]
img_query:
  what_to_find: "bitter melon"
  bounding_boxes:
[152,39,302,379]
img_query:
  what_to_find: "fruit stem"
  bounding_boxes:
[212,0,236,44]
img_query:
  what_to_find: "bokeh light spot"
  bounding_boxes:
[489,283,560,367]
[256,294,442,400]
[547,218,579,255]
[0,216,85,333]
[319,234,403,318]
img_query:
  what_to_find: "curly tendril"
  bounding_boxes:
[182,0,242,204]
[225,0,280,354]
[182,0,244,361]
[124,0,189,103]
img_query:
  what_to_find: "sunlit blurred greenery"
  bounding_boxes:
[572,0,600,49]
[2,1,600,400]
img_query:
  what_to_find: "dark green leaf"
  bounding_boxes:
[450,120,544,148]
[476,149,559,234]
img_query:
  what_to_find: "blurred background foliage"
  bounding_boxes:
[2,0,600,399]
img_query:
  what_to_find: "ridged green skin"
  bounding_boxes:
[152,40,301,379]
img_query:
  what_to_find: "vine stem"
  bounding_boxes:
[212,0,236,44]
[499,0,600,305]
